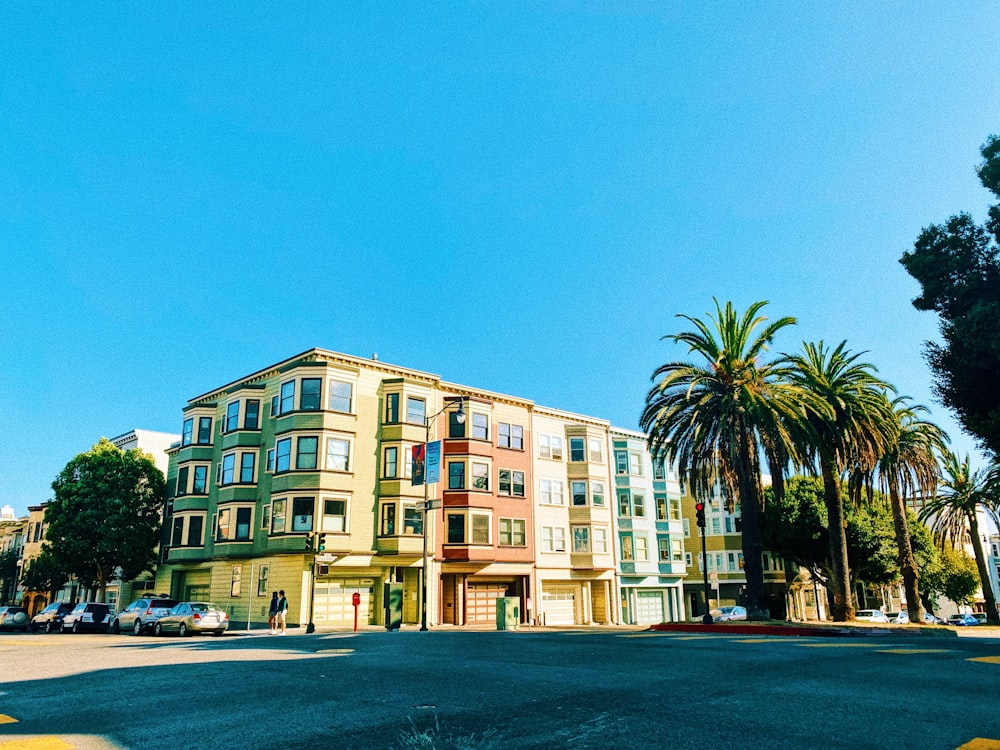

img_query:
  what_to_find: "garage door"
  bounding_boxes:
[635,591,666,626]
[466,584,506,624]
[542,586,576,625]
[314,580,373,627]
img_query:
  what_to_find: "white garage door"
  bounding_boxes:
[314,581,373,627]
[542,586,576,626]
[635,591,666,626]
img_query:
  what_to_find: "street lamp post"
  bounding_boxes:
[420,397,466,632]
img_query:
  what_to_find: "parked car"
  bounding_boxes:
[153,602,228,637]
[713,605,748,622]
[886,611,909,624]
[948,613,980,627]
[62,602,112,633]
[855,609,890,623]
[112,596,178,635]
[0,606,30,632]
[922,612,946,625]
[30,602,74,633]
[973,613,988,625]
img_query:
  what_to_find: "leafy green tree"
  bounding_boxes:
[0,548,20,604]
[900,134,1000,458]
[785,341,897,621]
[920,545,981,608]
[642,300,808,620]
[47,438,166,601]
[760,475,829,575]
[20,548,70,600]
[919,451,1000,623]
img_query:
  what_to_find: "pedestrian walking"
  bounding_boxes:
[277,590,289,634]
[268,591,279,634]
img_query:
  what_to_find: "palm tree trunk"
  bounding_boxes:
[967,511,1000,625]
[888,482,922,623]
[737,459,769,619]
[821,456,854,621]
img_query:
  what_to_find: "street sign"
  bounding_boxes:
[415,499,441,512]
[316,554,335,562]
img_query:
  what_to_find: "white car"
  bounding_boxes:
[713,606,748,622]
[855,609,890,623]
[885,611,909,624]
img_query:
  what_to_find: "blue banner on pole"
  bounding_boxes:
[426,441,441,484]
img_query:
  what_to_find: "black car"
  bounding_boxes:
[62,602,112,633]
[30,602,74,633]
[0,606,30,632]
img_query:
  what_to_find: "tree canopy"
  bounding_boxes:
[900,134,1000,458]
[46,438,166,598]
[19,548,71,600]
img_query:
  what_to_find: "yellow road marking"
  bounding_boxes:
[0,738,73,749]
[876,648,951,654]
[968,656,1000,665]
[621,633,675,638]
[957,739,1000,749]
[734,638,805,643]
[315,648,354,654]
[801,643,880,648]
[671,635,726,640]
[0,717,17,724]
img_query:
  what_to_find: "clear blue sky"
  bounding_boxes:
[2,4,998,517]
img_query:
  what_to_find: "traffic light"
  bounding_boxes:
[304,533,314,550]
[318,534,327,552]
[695,502,706,528]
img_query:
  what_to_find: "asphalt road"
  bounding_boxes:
[1,626,998,750]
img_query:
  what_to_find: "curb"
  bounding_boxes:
[647,622,959,638]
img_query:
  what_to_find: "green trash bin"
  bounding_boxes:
[496,597,520,631]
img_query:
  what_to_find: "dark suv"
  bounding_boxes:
[30,602,74,632]
[112,596,178,635]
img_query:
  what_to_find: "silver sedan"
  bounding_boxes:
[153,602,229,637]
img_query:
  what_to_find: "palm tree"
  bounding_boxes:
[920,451,1000,625]
[786,341,896,621]
[640,299,808,620]
[870,399,949,624]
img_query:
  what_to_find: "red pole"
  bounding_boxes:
[353,603,358,633]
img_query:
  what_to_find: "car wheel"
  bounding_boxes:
[154,622,163,636]
[112,619,120,634]
[46,622,56,634]
[212,631,223,637]
[133,619,143,636]
[72,621,80,634]
[178,623,188,637]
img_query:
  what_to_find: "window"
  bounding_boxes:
[191,466,208,495]
[447,514,465,544]
[240,452,255,483]
[570,437,585,462]
[403,446,413,478]
[539,434,563,460]
[672,540,684,562]
[633,494,646,518]
[402,504,422,535]
[291,497,314,532]
[231,566,242,598]
[217,508,231,541]
[471,513,490,544]
[615,450,628,474]
[498,423,523,450]
[592,481,605,506]
[322,498,347,532]
[328,380,353,412]
[279,380,295,415]
[274,438,292,472]
[683,519,690,537]
[172,517,184,547]
[300,378,322,411]
[257,565,269,596]
[656,496,667,521]
[670,498,682,521]
[326,438,350,471]
[497,469,524,497]
[296,436,318,470]
[187,515,203,546]
[406,397,425,425]
[220,453,236,485]
[541,526,566,553]
[471,462,489,490]
[225,401,240,432]
[725,516,734,534]
[271,499,286,533]
[385,393,400,423]
[629,452,642,475]
[197,417,212,444]
[266,449,275,473]
[449,410,465,437]
[635,535,648,561]
[261,504,271,530]
[653,460,666,480]
[620,534,634,561]
[448,461,465,490]
[498,518,526,546]
[589,438,603,463]
[618,493,631,517]
[383,447,398,478]
[175,466,189,497]
[235,508,252,541]
[540,479,564,505]
[573,526,590,553]
[658,538,670,561]
[728,552,738,572]
[685,552,693,567]
[472,413,489,441]
[182,418,193,446]
[571,481,587,506]
[593,527,608,553]
[711,517,721,535]
[381,503,396,535]
[245,400,260,430]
